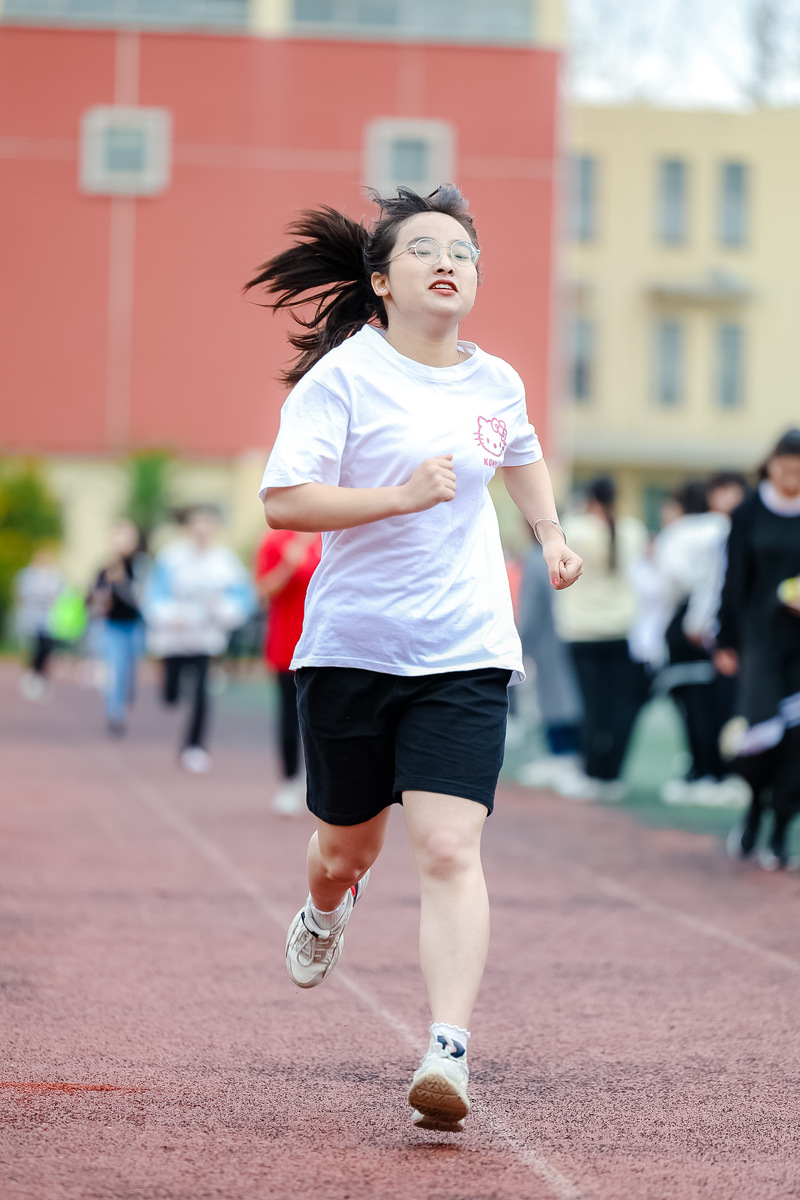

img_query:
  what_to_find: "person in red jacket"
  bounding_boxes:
[254,529,321,814]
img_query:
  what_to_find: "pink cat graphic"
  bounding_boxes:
[475,416,507,458]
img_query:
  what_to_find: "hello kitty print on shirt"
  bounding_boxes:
[475,416,507,467]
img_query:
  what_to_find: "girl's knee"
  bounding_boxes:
[417,826,480,881]
[319,844,377,886]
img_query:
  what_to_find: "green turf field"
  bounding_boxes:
[503,694,800,857]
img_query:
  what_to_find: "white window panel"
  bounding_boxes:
[80,106,172,196]
[365,119,455,198]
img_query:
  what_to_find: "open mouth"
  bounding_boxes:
[430,281,458,293]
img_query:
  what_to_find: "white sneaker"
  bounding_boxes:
[516,755,581,790]
[660,778,691,805]
[272,777,306,816]
[19,671,47,702]
[556,772,626,803]
[285,870,370,989]
[180,746,213,774]
[408,1034,469,1132]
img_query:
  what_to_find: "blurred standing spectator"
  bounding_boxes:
[87,519,147,736]
[515,541,584,793]
[717,430,800,869]
[656,476,747,804]
[143,505,256,773]
[554,478,649,801]
[254,529,321,815]
[14,547,64,701]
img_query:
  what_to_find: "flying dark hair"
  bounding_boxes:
[243,184,480,387]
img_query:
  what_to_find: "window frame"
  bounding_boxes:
[80,106,172,197]
[718,161,748,248]
[569,315,594,402]
[569,154,597,244]
[657,158,688,246]
[716,320,745,410]
[653,317,684,407]
[364,118,455,200]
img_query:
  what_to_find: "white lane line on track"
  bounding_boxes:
[589,872,800,975]
[101,755,588,1200]
[502,837,800,977]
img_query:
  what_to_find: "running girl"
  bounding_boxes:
[246,185,582,1132]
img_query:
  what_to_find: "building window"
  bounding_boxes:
[719,162,748,247]
[657,159,687,244]
[292,0,532,40]
[294,0,336,19]
[4,0,249,26]
[569,155,596,243]
[364,119,455,199]
[569,317,594,401]
[390,138,430,187]
[654,319,683,406]
[717,322,744,409]
[80,107,171,196]
[104,127,147,173]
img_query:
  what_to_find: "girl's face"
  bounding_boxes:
[371,211,478,331]
[768,454,800,499]
[110,519,139,557]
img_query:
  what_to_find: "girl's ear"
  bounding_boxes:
[371,271,389,296]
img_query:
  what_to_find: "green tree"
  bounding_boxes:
[125,450,172,542]
[0,462,63,637]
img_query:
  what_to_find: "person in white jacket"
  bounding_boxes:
[143,505,256,773]
[655,475,746,805]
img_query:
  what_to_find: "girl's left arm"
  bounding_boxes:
[501,460,583,591]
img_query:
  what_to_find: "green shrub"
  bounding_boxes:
[0,463,63,637]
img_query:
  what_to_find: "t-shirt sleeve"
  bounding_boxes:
[259,378,349,500]
[503,393,543,467]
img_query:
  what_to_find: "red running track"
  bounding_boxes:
[1,662,799,1200]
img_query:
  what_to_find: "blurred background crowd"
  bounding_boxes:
[1,0,799,864]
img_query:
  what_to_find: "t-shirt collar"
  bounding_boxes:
[359,324,480,381]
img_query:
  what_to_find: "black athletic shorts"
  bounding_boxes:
[296,666,511,826]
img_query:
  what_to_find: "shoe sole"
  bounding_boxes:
[408,1068,469,1124]
[411,1108,465,1133]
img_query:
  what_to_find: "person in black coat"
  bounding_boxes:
[716,429,800,869]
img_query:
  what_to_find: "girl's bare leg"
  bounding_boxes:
[402,791,489,1029]
[307,807,391,912]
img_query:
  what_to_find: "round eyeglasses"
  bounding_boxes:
[390,237,480,267]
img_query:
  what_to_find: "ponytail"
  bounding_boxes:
[244,184,479,387]
[587,477,618,572]
[244,207,380,387]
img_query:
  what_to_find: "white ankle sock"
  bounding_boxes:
[308,894,349,930]
[430,1021,470,1061]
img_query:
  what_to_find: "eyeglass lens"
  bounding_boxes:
[413,238,478,265]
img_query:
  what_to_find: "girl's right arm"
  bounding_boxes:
[264,456,457,532]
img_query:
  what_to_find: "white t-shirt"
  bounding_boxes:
[259,325,542,679]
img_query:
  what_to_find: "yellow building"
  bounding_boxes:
[563,104,800,526]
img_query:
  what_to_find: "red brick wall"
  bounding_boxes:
[0,25,560,458]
